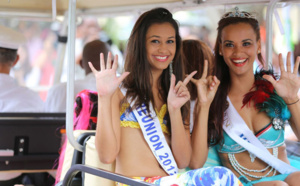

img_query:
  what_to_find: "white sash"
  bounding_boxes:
[120,88,178,175]
[223,97,298,174]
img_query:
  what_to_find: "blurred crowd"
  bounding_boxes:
[0,4,299,102]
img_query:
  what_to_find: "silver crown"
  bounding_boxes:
[221,7,256,19]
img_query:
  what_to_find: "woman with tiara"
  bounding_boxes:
[190,7,300,186]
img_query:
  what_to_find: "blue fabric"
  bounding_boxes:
[289,155,300,169]
[203,146,222,167]
[238,174,289,186]
[201,142,300,185]
[159,166,242,186]
[117,167,242,186]
[217,122,285,153]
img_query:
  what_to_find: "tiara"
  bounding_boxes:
[221,7,256,19]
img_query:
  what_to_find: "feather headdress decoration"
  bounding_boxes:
[242,68,291,121]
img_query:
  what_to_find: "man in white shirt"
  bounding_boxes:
[0,25,45,185]
[45,40,110,112]
[0,25,44,112]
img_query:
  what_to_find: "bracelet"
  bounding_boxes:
[286,98,300,105]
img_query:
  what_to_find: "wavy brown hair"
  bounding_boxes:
[209,11,264,145]
[122,7,188,131]
[183,39,215,100]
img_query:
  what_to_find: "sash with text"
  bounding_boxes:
[223,97,298,174]
[120,88,178,175]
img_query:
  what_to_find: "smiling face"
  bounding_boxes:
[146,22,176,74]
[219,23,261,77]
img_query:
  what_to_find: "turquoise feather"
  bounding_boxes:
[258,93,291,121]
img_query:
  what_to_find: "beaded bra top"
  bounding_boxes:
[218,69,289,153]
[217,69,291,181]
[218,121,285,154]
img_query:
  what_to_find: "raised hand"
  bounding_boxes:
[263,52,300,103]
[167,71,197,111]
[89,52,130,97]
[190,60,220,106]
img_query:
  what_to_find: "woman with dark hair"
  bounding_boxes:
[182,39,215,129]
[191,7,300,185]
[183,40,215,100]
[182,39,220,169]
[89,7,241,185]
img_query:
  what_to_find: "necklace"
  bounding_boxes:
[228,147,278,182]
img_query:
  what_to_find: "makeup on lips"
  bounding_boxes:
[231,58,247,67]
[154,55,169,62]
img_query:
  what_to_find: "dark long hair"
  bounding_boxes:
[209,11,264,145]
[122,7,187,131]
[183,39,214,100]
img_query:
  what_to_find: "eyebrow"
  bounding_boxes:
[223,39,253,43]
[148,35,175,39]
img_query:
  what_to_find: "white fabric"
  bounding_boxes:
[0,172,22,181]
[84,136,115,186]
[0,25,26,50]
[60,130,89,181]
[120,87,178,175]
[59,131,115,185]
[44,73,97,112]
[0,74,44,180]
[0,74,44,112]
[223,97,298,174]
[189,100,196,133]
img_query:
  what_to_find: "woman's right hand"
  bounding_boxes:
[89,52,130,98]
[191,60,220,106]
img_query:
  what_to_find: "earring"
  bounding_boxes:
[258,50,261,54]
[219,52,222,56]
[169,61,173,79]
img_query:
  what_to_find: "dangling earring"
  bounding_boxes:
[169,61,173,79]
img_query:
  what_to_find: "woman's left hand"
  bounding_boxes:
[263,52,300,103]
[167,71,197,111]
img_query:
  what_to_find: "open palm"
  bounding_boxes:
[89,52,129,97]
[263,52,300,102]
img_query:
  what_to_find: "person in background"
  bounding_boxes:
[0,25,44,112]
[182,39,218,171]
[0,24,45,186]
[294,41,300,75]
[45,40,111,112]
[182,39,214,132]
[55,89,98,184]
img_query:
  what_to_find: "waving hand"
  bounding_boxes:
[263,52,300,103]
[89,52,130,98]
